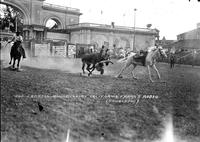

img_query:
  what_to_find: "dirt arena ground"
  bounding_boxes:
[1,57,200,142]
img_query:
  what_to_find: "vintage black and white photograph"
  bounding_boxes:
[0,0,200,142]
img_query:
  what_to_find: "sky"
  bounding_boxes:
[45,0,200,40]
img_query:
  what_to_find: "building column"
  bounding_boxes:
[130,37,134,51]
[109,32,114,49]
[86,30,91,44]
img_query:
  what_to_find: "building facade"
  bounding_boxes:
[1,0,159,57]
[175,23,200,50]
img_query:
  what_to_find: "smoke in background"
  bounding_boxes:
[0,44,155,77]
[22,57,82,73]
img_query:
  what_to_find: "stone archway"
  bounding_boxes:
[0,1,31,25]
[43,16,64,29]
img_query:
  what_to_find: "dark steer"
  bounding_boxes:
[81,50,110,76]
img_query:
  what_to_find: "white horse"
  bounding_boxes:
[116,46,168,82]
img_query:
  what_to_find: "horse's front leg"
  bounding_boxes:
[147,65,154,82]
[88,64,95,76]
[153,64,160,79]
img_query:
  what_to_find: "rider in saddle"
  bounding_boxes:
[134,43,160,66]
[134,49,148,66]
[8,31,26,58]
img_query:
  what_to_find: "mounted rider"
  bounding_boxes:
[133,43,160,66]
[8,31,26,59]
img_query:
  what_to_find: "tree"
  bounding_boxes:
[0,4,23,32]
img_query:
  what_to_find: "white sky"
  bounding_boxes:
[45,0,200,40]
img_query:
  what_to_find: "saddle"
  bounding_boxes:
[133,50,148,66]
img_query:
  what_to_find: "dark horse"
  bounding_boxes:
[9,41,23,70]
[81,49,110,76]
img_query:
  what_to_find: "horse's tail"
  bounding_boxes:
[117,53,137,63]
[117,57,128,63]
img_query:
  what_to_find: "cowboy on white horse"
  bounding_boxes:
[116,44,167,82]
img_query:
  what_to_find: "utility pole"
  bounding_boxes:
[15,16,17,32]
[133,8,137,51]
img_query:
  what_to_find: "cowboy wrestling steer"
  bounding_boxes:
[94,60,114,75]
[81,49,110,76]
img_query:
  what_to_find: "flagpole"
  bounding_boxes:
[133,8,137,51]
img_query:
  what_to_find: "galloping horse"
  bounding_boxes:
[116,46,167,82]
[9,41,23,70]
